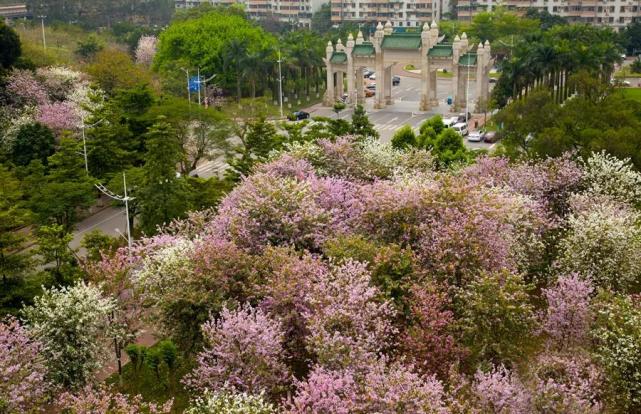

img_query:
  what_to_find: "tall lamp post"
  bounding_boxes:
[80,118,104,173]
[277,49,284,119]
[95,174,134,249]
[37,14,47,51]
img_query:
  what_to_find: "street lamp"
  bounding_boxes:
[95,173,134,249]
[37,14,46,51]
[277,49,284,119]
[80,117,104,174]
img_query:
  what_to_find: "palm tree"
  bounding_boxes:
[224,39,249,102]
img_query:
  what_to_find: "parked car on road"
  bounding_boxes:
[483,131,499,143]
[452,122,469,136]
[393,75,401,86]
[366,83,376,91]
[364,70,374,78]
[443,116,459,128]
[467,130,484,142]
[290,111,310,121]
[456,112,472,123]
[365,89,375,97]
[369,73,376,80]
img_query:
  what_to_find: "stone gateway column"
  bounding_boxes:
[356,67,365,104]
[419,22,431,111]
[323,41,335,106]
[373,22,385,109]
[346,33,356,105]
[384,65,393,105]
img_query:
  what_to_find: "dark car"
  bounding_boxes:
[483,131,499,143]
[393,75,401,86]
[489,78,497,83]
[456,112,472,123]
[366,83,376,91]
[290,111,310,121]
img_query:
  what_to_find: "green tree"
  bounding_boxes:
[0,20,21,69]
[350,104,379,139]
[35,224,76,284]
[10,123,56,167]
[155,10,276,99]
[311,3,332,34]
[139,119,191,234]
[0,166,31,284]
[457,271,536,367]
[419,115,445,136]
[81,230,121,263]
[621,21,641,55]
[391,125,417,150]
[428,128,471,168]
[26,138,95,231]
[75,35,103,60]
[227,116,283,180]
[87,49,152,96]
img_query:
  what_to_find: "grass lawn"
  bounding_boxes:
[106,341,192,412]
[619,88,641,102]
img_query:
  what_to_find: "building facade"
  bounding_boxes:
[175,0,325,26]
[330,0,447,27]
[456,0,641,28]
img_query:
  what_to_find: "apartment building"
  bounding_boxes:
[175,0,325,26]
[329,0,447,27]
[456,0,641,29]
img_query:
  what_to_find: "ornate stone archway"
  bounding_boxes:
[323,22,493,113]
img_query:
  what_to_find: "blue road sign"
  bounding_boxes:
[189,76,200,92]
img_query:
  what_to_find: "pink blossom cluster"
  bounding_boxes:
[57,386,173,413]
[0,317,50,413]
[541,273,594,348]
[36,101,81,131]
[287,358,447,414]
[135,35,158,67]
[6,69,49,106]
[185,304,290,396]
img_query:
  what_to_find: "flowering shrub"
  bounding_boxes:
[591,290,641,411]
[556,198,641,291]
[36,66,83,101]
[186,390,275,414]
[540,274,593,348]
[185,304,289,397]
[472,365,531,413]
[36,101,82,131]
[57,386,173,413]
[135,36,158,67]
[21,282,119,389]
[6,69,49,106]
[401,283,461,379]
[303,260,396,370]
[287,359,446,414]
[530,352,603,413]
[583,151,641,204]
[0,317,49,413]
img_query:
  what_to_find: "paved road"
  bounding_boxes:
[308,74,493,150]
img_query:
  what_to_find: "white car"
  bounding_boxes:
[452,122,469,136]
[443,116,459,128]
[467,130,484,142]
[369,73,376,80]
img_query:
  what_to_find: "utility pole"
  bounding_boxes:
[197,67,201,106]
[37,14,47,51]
[95,174,134,249]
[277,49,284,119]
[80,118,104,174]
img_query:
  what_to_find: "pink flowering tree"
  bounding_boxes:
[287,359,447,414]
[401,283,462,379]
[184,304,290,397]
[540,274,593,348]
[211,171,352,253]
[57,386,173,413]
[286,366,359,414]
[472,365,531,413]
[530,352,603,413]
[0,317,50,413]
[6,69,49,106]
[135,35,158,67]
[36,101,81,132]
[303,260,397,370]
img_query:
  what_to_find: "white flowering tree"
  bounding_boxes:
[186,391,276,414]
[556,200,641,292]
[135,36,158,67]
[21,282,120,389]
[583,151,641,205]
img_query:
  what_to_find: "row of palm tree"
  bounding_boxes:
[493,25,622,107]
